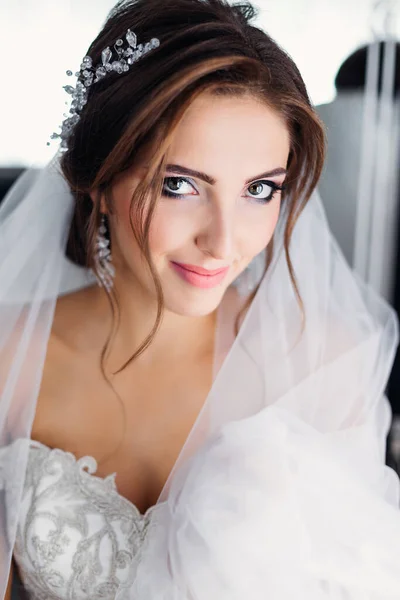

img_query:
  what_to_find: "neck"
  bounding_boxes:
[114,280,218,369]
[61,280,219,374]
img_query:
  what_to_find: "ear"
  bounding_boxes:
[89,189,108,215]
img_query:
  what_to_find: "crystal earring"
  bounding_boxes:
[94,215,115,292]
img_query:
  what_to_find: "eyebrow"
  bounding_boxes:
[165,163,287,186]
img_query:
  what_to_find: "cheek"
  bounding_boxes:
[245,198,281,256]
[148,203,193,256]
[113,202,137,253]
[110,192,147,268]
[143,196,282,260]
[114,189,167,248]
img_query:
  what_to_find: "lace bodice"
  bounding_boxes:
[13,441,157,600]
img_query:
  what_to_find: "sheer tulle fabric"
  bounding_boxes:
[0,157,399,600]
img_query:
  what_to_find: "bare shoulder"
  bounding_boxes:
[51,285,104,345]
[31,285,110,449]
[0,292,84,439]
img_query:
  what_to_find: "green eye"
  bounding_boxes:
[246,180,284,203]
[249,182,266,196]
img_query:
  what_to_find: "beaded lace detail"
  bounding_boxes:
[13,442,156,600]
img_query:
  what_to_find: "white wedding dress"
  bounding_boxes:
[13,440,155,600]
[11,397,400,600]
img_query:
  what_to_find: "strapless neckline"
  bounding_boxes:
[13,437,160,599]
[29,439,163,520]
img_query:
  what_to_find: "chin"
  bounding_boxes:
[164,289,227,318]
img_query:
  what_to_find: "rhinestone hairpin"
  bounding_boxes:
[48,28,160,151]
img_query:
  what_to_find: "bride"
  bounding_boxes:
[2,0,400,598]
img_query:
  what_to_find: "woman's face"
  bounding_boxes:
[109,92,290,317]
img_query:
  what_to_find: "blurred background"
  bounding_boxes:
[1,0,400,467]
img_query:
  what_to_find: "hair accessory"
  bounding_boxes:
[94,215,115,292]
[48,28,160,151]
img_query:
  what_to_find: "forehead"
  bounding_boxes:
[166,92,290,178]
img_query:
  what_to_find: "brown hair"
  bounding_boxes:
[61,0,325,372]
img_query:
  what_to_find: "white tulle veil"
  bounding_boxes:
[0,145,400,599]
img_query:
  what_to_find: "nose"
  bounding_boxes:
[195,203,236,261]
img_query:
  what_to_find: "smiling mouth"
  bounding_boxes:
[170,262,230,289]
[172,262,229,276]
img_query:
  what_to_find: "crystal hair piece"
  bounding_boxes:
[48,28,160,151]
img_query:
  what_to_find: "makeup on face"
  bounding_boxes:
[170,261,230,289]
[162,164,287,204]
[111,95,290,317]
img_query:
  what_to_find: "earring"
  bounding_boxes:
[94,214,115,292]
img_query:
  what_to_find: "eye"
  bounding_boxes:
[162,176,198,198]
[246,180,284,204]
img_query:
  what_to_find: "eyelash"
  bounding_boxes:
[162,176,285,204]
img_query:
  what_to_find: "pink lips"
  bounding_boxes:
[171,262,229,289]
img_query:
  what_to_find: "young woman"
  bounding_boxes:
[1,0,400,598]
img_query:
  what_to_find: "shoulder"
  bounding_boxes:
[0,286,101,439]
[51,285,111,352]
